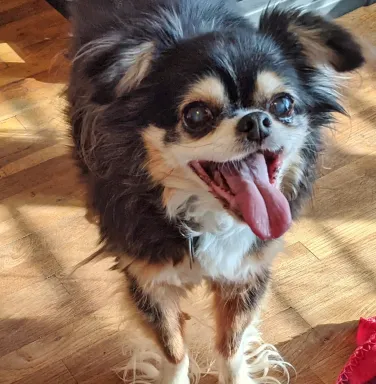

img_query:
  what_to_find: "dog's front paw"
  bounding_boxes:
[159,354,190,384]
[160,375,189,384]
[218,358,257,384]
[217,337,291,384]
[218,370,257,384]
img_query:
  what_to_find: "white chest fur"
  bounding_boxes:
[194,210,257,280]
[154,191,282,287]
[194,210,281,282]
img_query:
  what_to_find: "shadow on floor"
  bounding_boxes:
[276,320,358,383]
[0,316,361,383]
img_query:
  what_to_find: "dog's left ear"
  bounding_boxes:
[80,36,154,104]
[259,9,365,72]
[115,42,155,95]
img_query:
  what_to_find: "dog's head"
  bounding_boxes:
[71,7,365,241]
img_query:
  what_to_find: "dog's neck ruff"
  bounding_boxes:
[171,189,281,283]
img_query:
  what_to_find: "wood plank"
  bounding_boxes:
[319,104,376,177]
[0,155,76,201]
[11,360,77,384]
[0,2,375,384]
[0,0,51,28]
[0,303,125,384]
[0,0,38,14]
[0,37,70,88]
[286,152,376,261]
[1,144,68,178]
[0,278,72,357]
[0,77,66,124]
[274,241,376,326]
[62,334,126,384]
[0,116,25,131]
[0,9,70,50]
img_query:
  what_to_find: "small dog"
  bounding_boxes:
[67,0,367,382]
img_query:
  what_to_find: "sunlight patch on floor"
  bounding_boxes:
[0,43,25,64]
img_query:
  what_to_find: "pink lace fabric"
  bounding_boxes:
[336,317,376,384]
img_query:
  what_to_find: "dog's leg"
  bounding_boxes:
[212,275,285,384]
[127,273,190,384]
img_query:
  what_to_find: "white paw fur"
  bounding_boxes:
[116,348,201,384]
[217,324,292,384]
[159,355,190,384]
[116,349,161,384]
[116,303,292,384]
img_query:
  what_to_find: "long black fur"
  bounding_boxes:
[67,0,364,265]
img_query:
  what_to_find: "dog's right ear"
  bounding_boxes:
[259,8,365,73]
[74,35,154,104]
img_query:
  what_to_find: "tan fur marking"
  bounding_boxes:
[162,304,187,364]
[254,71,288,102]
[162,187,175,209]
[174,116,247,165]
[143,129,175,183]
[116,42,154,95]
[288,25,338,66]
[212,282,256,359]
[281,150,305,200]
[142,127,203,199]
[133,305,186,365]
[180,76,228,111]
[143,115,248,173]
[127,260,169,284]
[129,274,187,364]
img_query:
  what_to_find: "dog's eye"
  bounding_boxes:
[270,94,294,118]
[183,102,213,130]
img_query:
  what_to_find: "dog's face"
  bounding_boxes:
[143,31,305,160]
[73,9,365,241]
[140,31,309,240]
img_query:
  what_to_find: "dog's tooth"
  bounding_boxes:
[214,169,222,186]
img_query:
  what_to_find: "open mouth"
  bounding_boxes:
[189,150,292,240]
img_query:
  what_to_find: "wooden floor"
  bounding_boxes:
[0,1,376,383]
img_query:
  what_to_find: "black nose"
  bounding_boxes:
[237,112,272,142]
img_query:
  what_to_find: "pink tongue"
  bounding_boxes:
[222,153,291,240]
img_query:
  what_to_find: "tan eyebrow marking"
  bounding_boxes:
[254,71,287,101]
[180,76,228,112]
